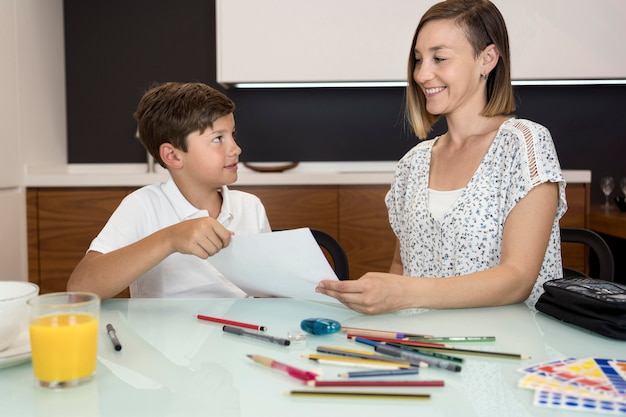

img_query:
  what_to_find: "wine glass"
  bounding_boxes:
[621,177,626,197]
[600,176,615,209]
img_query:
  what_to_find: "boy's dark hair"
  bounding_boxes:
[134,82,235,167]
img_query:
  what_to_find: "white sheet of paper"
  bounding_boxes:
[209,228,340,303]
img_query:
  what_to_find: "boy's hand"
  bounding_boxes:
[166,217,234,258]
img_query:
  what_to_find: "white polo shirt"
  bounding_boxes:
[89,178,271,298]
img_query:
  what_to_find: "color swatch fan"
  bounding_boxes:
[518,357,626,414]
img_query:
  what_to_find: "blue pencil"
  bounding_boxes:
[338,368,420,378]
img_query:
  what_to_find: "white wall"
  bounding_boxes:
[217,0,626,84]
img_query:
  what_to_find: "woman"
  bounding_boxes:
[316,0,567,314]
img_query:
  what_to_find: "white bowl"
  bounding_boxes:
[0,281,40,351]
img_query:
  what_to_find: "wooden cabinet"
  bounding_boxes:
[27,182,590,295]
[338,186,395,279]
[234,186,339,237]
[559,183,590,275]
[590,205,626,239]
[27,188,134,297]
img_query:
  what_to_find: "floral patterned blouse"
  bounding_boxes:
[385,118,568,307]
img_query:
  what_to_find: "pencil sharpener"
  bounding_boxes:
[300,318,341,335]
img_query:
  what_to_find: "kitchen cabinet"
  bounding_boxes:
[216,0,626,85]
[27,182,589,296]
[27,188,134,297]
[0,0,27,282]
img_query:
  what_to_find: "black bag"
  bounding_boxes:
[535,277,626,340]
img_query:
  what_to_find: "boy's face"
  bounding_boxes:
[181,113,241,188]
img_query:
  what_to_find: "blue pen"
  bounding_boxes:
[354,336,379,347]
[338,368,420,378]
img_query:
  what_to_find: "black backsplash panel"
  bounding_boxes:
[65,0,626,204]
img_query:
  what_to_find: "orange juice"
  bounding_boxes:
[29,313,98,383]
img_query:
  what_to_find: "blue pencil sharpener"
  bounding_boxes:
[300,318,341,335]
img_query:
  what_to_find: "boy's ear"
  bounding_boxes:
[160,143,183,170]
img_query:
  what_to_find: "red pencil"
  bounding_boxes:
[346,334,447,348]
[307,380,445,387]
[196,314,267,331]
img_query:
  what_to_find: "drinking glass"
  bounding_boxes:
[28,292,100,389]
[600,176,615,209]
[621,177,626,197]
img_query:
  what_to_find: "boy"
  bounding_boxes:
[67,82,271,299]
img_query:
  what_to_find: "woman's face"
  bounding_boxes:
[412,19,486,118]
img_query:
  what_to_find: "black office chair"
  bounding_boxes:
[560,227,614,282]
[273,228,350,280]
[310,229,350,280]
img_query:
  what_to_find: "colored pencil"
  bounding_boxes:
[386,342,465,364]
[346,334,449,348]
[352,334,525,359]
[197,314,266,331]
[304,354,411,368]
[317,345,383,356]
[307,380,444,387]
[407,336,496,342]
[371,341,462,373]
[248,354,318,382]
[338,368,420,378]
[285,390,431,400]
[340,327,433,339]
[353,337,462,372]
[416,345,530,360]
[312,359,407,370]
[315,346,427,367]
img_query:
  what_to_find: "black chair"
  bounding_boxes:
[560,227,614,282]
[310,229,350,280]
[273,228,350,280]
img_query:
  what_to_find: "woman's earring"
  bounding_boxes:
[482,73,489,81]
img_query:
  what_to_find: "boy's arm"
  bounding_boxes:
[67,217,233,299]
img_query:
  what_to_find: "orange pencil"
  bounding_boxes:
[341,327,433,339]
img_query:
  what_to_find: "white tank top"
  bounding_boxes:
[428,188,464,222]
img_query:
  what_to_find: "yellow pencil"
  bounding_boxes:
[285,390,431,400]
[317,345,381,356]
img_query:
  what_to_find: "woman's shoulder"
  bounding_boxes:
[501,118,551,138]
[399,137,437,161]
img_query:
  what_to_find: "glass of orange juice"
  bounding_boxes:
[28,292,100,389]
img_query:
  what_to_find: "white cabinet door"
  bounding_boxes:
[216,0,626,85]
[0,190,27,281]
[0,0,20,188]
